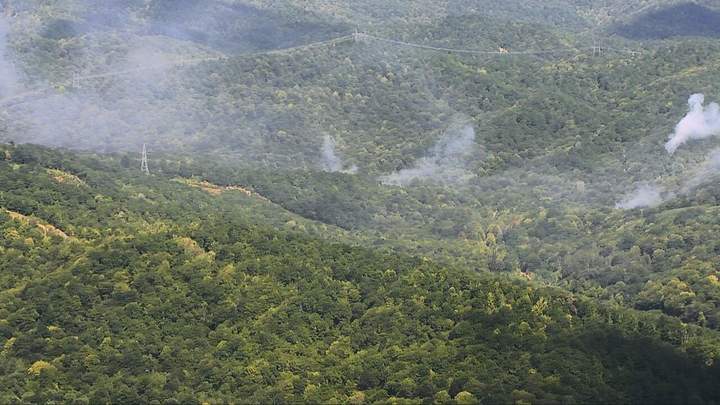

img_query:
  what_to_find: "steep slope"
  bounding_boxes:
[147,144,720,332]
[3,0,719,180]
[3,0,720,335]
[3,6,718,179]
[612,3,720,40]
[1,144,720,403]
[240,0,720,32]
[4,0,346,55]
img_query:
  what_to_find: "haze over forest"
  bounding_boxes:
[1,0,720,403]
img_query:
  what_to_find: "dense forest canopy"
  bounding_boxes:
[1,0,720,403]
[2,143,720,403]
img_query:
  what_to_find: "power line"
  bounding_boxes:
[360,33,570,55]
[259,34,354,56]
[0,57,225,108]
[0,37,356,108]
[0,32,642,108]
[359,33,641,56]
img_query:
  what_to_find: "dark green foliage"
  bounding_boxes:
[40,19,79,40]
[4,1,720,401]
[613,3,720,40]
[1,144,720,403]
[143,139,720,334]
[145,0,348,54]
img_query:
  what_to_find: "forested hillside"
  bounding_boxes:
[2,0,720,179]
[1,144,720,403]
[2,0,720,402]
[150,156,720,332]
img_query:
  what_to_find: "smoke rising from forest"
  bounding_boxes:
[0,1,353,165]
[616,148,720,210]
[680,148,720,192]
[616,150,720,209]
[615,183,666,209]
[380,124,476,186]
[617,93,720,209]
[320,135,357,173]
[665,94,720,154]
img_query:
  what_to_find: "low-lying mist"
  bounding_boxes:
[0,26,207,152]
[616,183,666,209]
[0,1,347,159]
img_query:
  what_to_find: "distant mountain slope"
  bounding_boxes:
[239,0,720,32]
[1,1,720,222]
[612,3,720,40]
[144,0,348,54]
[3,0,348,57]
[3,2,720,400]
[4,6,720,195]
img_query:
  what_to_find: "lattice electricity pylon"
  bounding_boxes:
[352,28,365,43]
[71,73,81,89]
[140,143,150,175]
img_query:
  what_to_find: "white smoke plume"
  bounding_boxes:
[615,183,666,209]
[380,124,476,186]
[321,135,357,174]
[665,94,720,154]
[616,149,720,209]
[618,94,720,209]
[681,148,720,193]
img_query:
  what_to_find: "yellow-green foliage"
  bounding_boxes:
[27,361,55,376]
[1,144,719,404]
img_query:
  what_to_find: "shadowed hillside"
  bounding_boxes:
[3,2,720,401]
[613,3,720,40]
[145,0,348,54]
[1,143,720,403]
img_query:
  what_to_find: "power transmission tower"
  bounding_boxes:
[71,73,81,89]
[353,28,364,43]
[140,143,150,175]
[591,33,603,57]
